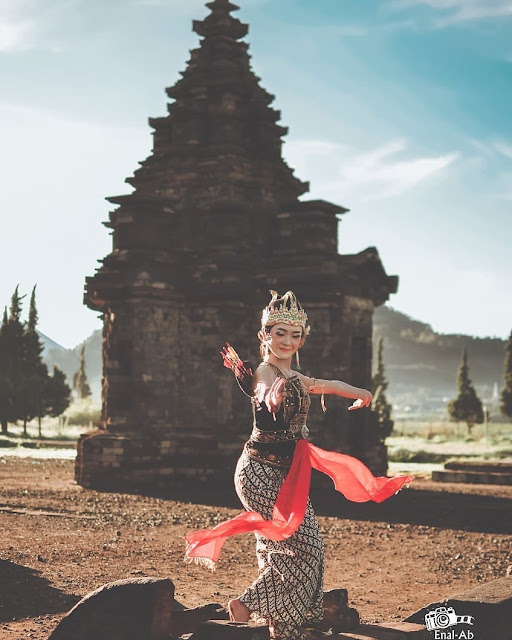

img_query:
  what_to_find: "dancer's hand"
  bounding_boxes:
[266,377,287,413]
[348,389,372,411]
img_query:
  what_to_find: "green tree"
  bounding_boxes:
[19,286,49,436]
[371,337,394,441]
[447,348,484,435]
[0,288,26,433]
[0,307,9,434]
[500,330,512,418]
[45,365,71,423]
[73,344,92,400]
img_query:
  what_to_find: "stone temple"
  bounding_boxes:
[75,0,398,490]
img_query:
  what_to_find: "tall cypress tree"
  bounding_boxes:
[45,365,71,422]
[73,344,92,400]
[20,286,49,436]
[371,337,394,441]
[0,287,72,437]
[0,288,26,432]
[0,307,9,434]
[448,348,484,435]
[500,329,512,418]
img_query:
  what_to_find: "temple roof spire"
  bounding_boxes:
[117,0,312,206]
[193,0,248,40]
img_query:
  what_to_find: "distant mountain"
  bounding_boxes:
[373,306,505,410]
[39,332,65,356]
[42,330,102,402]
[39,306,507,411]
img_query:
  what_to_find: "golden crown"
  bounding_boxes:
[261,290,309,333]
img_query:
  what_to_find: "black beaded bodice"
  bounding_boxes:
[247,362,310,462]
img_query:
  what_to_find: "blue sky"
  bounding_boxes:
[1,0,511,348]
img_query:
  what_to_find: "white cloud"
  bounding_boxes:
[464,137,495,158]
[462,137,512,163]
[494,140,512,160]
[343,140,459,199]
[455,139,512,199]
[0,0,92,53]
[0,19,34,51]
[389,0,512,24]
[285,138,459,203]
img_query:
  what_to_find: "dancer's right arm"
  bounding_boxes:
[254,365,286,413]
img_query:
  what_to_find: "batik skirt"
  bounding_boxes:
[234,446,325,640]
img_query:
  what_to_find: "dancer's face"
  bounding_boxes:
[267,323,303,358]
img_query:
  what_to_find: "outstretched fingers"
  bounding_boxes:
[348,391,372,411]
[266,377,286,413]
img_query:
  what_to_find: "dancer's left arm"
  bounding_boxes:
[297,373,372,411]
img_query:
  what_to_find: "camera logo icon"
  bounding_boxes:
[424,606,474,631]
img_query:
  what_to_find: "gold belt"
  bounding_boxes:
[245,445,294,470]
[250,424,309,443]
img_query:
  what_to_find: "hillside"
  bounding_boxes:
[39,307,507,411]
[41,330,102,402]
[39,332,65,355]
[373,306,505,410]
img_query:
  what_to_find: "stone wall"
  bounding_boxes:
[76,290,390,489]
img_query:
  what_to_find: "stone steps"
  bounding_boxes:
[192,620,428,639]
[329,622,428,639]
[47,573,512,639]
[432,460,512,485]
[445,460,512,472]
[405,576,512,640]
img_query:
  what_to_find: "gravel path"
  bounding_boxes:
[0,457,510,639]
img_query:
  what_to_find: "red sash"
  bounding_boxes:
[185,440,413,569]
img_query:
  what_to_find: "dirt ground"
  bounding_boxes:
[0,457,511,640]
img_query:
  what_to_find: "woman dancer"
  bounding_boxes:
[186,291,412,640]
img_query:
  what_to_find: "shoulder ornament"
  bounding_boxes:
[220,342,254,397]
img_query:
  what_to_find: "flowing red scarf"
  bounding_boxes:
[185,439,413,569]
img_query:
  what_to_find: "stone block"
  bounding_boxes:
[101,456,118,464]
[405,576,512,640]
[190,619,270,639]
[337,622,427,639]
[445,461,512,473]
[304,589,360,634]
[322,588,360,632]
[48,577,175,640]
[48,576,228,640]
[433,460,512,486]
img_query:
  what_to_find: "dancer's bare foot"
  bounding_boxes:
[228,598,251,622]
